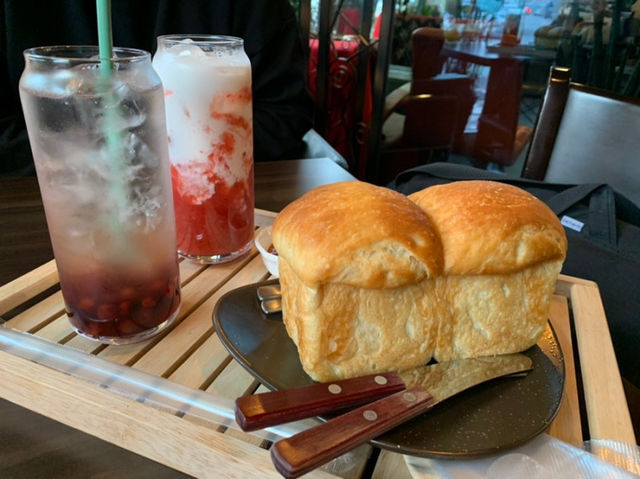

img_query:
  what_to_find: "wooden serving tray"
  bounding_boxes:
[0,210,636,478]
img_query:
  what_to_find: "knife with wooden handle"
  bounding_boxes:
[270,354,533,479]
[235,371,406,431]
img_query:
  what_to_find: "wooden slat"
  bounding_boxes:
[250,382,374,478]
[372,451,413,479]
[0,260,58,315]
[63,330,110,354]
[168,333,232,389]
[3,290,64,332]
[555,273,597,297]
[178,258,209,285]
[4,260,205,337]
[317,444,373,479]
[570,283,636,446]
[255,209,277,227]
[206,360,263,447]
[5,291,64,333]
[547,295,583,445]
[131,256,268,377]
[208,359,259,399]
[33,316,75,343]
[0,349,336,479]
[94,252,258,367]
[2,255,636,478]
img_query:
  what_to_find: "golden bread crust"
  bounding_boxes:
[280,260,562,382]
[409,181,567,275]
[273,180,568,382]
[278,257,442,382]
[272,181,443,288]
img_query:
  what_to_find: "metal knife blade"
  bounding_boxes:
[270,354,533,479]
[398,354,533,404]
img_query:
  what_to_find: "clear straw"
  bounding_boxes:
[0,327,314,441]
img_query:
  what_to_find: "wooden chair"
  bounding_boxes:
[523,67,640,206]
[381,93,460,181]
[471,58,533,169]
[381,27,476,181]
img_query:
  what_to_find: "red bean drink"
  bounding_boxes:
[19,46,181,344]
[153,35,255,264]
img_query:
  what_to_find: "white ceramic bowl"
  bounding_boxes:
[255,226,279,277]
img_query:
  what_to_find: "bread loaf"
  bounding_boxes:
[272,180,567,382]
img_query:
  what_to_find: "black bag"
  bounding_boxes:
[389,163,640,387]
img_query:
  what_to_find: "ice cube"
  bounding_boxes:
[175,41,206,59]
[21,70,75,98]
[117,95,146,131]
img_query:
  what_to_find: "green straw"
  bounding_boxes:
[96,0,132,254]
[97,0,114,74]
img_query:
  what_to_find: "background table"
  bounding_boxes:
[441,40,531,167]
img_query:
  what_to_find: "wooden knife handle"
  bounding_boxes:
[270,386,435,478]
[235,372,405,431]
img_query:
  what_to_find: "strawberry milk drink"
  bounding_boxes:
[153,35,255,264]
[19,46,181,344]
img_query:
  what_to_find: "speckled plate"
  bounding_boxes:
[212,280,565,458]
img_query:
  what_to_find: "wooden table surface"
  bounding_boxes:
[1,158,637,478]
[0,158,356,478]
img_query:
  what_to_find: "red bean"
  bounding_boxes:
[97,304,117,320]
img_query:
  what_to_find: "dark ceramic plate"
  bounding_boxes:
[212,280,565,458]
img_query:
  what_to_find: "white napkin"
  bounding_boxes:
[404,434,640,478]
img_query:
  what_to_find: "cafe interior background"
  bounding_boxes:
[0,1,638,473]
[288,0,640,182]
[288,0,640,436]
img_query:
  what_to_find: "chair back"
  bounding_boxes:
[473,58,527,166]
[411,27,446,79]
[402,94,459,148]
[523,67,640,206]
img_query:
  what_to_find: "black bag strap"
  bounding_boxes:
[391,163,621,249]
[588,186,618,248]
[544,183,606,215]
[541,183,617,248]
[394,163,506,184]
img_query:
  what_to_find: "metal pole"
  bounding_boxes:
[315,0,334,135]
[366,0,395,183]
[299,0,311,67]
[352,0,374,175]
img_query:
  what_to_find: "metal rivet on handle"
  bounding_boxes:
[403,392,417,402]
[363,410,378,421]
[328,384,342,394]
[374,375,388,385]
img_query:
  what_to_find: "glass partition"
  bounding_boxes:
[291,0,640,182]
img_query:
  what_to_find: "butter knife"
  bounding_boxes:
[270,354,533,478]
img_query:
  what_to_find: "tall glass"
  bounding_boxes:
[19,46,181,344]
[153,35,255,264]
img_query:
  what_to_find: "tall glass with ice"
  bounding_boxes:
[19,46,181,344]
[153,35,255,264]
